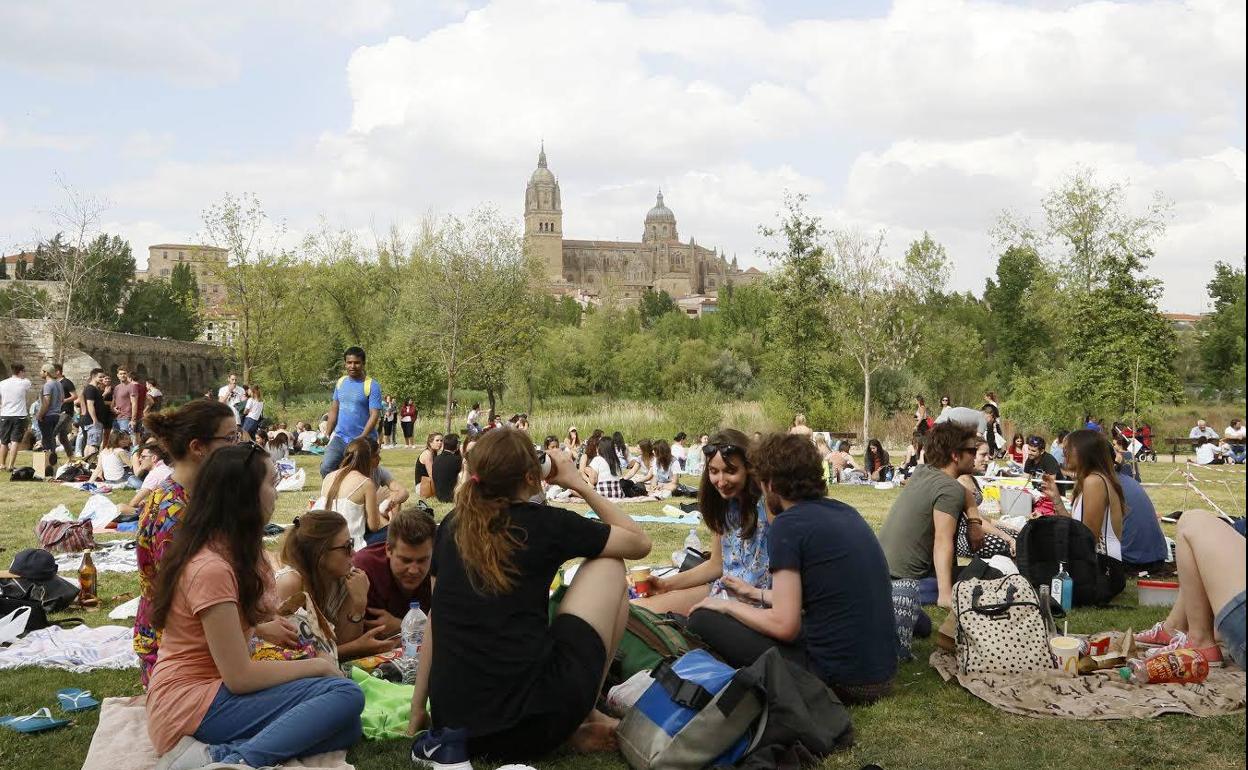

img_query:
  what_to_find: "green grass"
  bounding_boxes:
[1,451,1244,770]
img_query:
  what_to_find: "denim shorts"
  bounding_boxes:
[87,423,104,447]
[1215,590,1246,670]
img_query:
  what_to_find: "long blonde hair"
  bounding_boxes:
[452,428,539,595]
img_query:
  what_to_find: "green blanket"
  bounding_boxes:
[350,666,415,740]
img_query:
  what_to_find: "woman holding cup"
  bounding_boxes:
[635,428,771,616]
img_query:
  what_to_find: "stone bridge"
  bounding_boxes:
[0,319,231,398]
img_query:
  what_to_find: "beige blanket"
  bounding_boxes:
[82,696,355,770]
[930,649,1246,720]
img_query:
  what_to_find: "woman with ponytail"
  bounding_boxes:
[406,429,651,764]
[315,437,387,551]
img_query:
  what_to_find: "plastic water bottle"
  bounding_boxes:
[684,528,702,553]
[401,601,427,660]
[1050,562,1073,613]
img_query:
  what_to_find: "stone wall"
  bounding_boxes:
[0,319,230,398]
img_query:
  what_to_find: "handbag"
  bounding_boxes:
[35,519,96,554]
[617,649,763,770]
[954,574,1051,675]
[418,477,435,499]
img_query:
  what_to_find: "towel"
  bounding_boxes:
[83,696,355,770]
[0,624,137,673]
[349,667,415,740]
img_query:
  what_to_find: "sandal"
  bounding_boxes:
[57,688,100,713]
[0,707,71,733]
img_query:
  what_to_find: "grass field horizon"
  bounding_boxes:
[1,449,1244,770]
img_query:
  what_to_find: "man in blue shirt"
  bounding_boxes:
[1117,464,1169,572]
[320,346,383,477]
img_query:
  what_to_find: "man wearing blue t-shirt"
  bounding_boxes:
[688,432,897,704]
[320,346,383,477]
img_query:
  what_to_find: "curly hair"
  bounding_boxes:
[749,433,827,501]
[925,422,976,468]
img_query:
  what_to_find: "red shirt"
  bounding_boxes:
[352,542,431,618]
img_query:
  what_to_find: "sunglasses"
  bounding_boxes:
[702,443,745,459]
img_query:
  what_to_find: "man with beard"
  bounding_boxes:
[351,505,435,637]
[687,433,897,705]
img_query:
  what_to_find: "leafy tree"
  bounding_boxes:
[0,285,48,317]
[1198,259,1246,394]
[983,245,1051,384]
[902,231,950,302]
[0,256,8,279]
[639,288,677,328]
[759,193,834,412]
[117,278,200,340]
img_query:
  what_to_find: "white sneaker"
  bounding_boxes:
[155,736,214,770]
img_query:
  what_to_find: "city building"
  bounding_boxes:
[136,244,230,308]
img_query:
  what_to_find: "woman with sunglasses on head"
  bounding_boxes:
[146,444,363,770]
[636,429,771,616]
[407,427,651,763]
[276,510,398,659]
[136,399,294,687]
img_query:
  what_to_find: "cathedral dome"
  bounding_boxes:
[645,191,676,224]
[529,146,556,185]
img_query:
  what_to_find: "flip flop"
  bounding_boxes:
[0,707,71,733]
[56,688,99,713]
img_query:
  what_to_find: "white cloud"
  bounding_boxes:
[0,120,93,152]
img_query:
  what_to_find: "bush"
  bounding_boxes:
[667,380,724,437]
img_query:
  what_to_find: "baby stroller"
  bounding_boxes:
[1135,423,1158,462]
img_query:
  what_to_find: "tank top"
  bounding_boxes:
[315,474,372,550]
[1072,485,1122,561]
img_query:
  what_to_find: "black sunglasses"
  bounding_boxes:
[702,443,745,459]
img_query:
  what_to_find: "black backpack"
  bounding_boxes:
[1015,516,1125,607]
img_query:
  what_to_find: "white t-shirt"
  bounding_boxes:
[142,460,174,491]
[1189,426,1218,440]
[244,398,264,420]
[671,443,688,462]
[466,409,480,426]
[1195,443,1217,465]
[589,455,621,482]
[99,449,130,482]
[0,376,31,418]
[298,430,320,449]
[1225,425,1246,441]
[218,384,246,407]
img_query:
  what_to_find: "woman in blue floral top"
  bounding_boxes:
[636,428,770,615]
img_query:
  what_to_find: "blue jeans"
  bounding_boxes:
[122,474,143,490]
[115,417,131,435]
[1231,445,1246,464]
[319,435,347,477]
[194,677,363,767]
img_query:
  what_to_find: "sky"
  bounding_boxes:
[0,0,1243,312]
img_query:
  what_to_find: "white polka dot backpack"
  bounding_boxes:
[954,573,1053,675]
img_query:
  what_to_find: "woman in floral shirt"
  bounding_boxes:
[636,428,770,614]
[135,400,248,685]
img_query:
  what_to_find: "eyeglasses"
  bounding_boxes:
[702,443,745,459]
[212,428,244,445]
[327,542,355,556]
[958,445,980,454]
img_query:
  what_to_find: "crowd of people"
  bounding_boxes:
[1,350,1244,769]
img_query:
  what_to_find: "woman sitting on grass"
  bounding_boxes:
[407,428,651,764]
[584,436,633,498]
[648,439,680,495]
[90,432,139,488]
[275,510,398,659]
[146,444,363,770]
[956,439,1015,558]
[636,429,772,616]
[316,438,388,551]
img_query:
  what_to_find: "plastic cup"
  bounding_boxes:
[1050,636,1081,676]
[630,566,653,598]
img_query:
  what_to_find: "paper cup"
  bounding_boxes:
[1050,636,1081,676]
[630,566,654,598]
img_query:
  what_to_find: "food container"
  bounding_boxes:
[1138,580,1180,607]
[999,486,1034,516]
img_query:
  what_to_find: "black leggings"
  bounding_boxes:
[687,609,892,705]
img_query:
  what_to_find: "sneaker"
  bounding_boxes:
[1136,621,1175,647]
[1142,634,1225,667]
[155,736,214,770]
[1160,511,1183,524]
[410,727,473,770]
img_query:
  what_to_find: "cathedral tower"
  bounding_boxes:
[524,144,564,282]
[642,190,679,244]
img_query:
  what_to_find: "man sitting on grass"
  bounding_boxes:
[352,505,435,637]
[688,432,897,704]
[877,421,977,658]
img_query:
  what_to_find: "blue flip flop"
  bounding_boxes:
[0,707,71,733]
[56,688,99,713]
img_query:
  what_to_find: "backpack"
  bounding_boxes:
[617,649,763,770]
[335,376,375,399]
[953,574,1052,675]
[616,605,701,681]
[1,575,82,614]
[35,519,96,555]
[1015,515,1124,607]
[9,467,36,481]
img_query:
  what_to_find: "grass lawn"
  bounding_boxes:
[1,450,1244,770]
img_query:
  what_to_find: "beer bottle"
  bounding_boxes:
[78,549,97,602]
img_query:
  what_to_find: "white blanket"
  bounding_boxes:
[54,539,139,574]
[0,624,138,673]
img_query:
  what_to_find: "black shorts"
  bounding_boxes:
[467,614,607,761]
[0,416,27,445]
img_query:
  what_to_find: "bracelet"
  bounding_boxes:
[968,518,983,525]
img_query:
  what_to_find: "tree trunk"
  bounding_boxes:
[526,375,534,416]
[487,388,497,422]
[444,370,454,435]
[862,365,871,446]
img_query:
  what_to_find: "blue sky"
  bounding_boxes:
[1,0,1243,312]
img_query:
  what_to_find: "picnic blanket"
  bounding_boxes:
[930,649,1245,719]
[349,666,415,740]
[54,539,138,574]
[0,624,137,673]
[582,511,702,526]
[82,695,354,770]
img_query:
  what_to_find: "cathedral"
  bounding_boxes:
[523,146,762,302]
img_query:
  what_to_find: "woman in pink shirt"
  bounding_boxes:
[146,443,363,770]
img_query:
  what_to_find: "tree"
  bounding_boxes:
[824,228,918,441]
[983,245,1051,384]
[395,207,542,433]
[639,288,677,328]
[902,231,950,302]
[72,234,135,328]
[117,278,200,340]
[760,193,835,412]
[201,193,287,381]
[1198,259,1247,395]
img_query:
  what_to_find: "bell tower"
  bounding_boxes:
[523,143,565,282]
